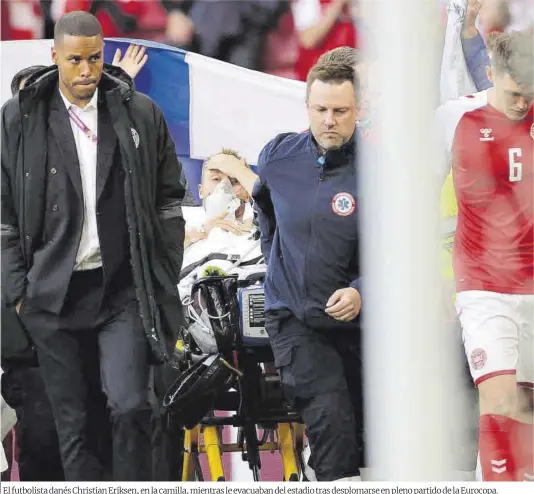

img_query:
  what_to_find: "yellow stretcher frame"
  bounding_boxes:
[182,422,305,481]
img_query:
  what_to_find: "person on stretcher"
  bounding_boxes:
[179,149,262,298]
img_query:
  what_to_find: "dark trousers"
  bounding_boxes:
[20,269,152,481]
[265,309,364,481]
[1,366,64,481]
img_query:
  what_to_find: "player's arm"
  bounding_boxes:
[292,0,349,49]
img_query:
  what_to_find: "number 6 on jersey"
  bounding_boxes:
[508,148,522,182]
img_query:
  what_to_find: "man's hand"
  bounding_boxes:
[205,216,251,236]
[166,10,195,46]
[466,0,481,19]
[15,298,23,314]
[463,0,481,39]
[112,44,148,79]
[325,287,361,322]
[206,155,259,198]
[206,154,248,179]
[185,213,250,246]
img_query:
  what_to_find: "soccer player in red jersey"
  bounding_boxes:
[436,31,534,482]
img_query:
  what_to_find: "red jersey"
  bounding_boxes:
[437,91,534,294]
[292,0,356,81]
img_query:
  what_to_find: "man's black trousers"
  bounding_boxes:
[265,309,364,481]
[20,268,152,481]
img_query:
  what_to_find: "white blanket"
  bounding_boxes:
[179,206,263,300]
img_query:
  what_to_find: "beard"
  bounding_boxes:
[317,134,348,151]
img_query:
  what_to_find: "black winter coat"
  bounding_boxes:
[1,65,186,363]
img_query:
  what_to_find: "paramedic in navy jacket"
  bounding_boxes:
[253,62,363,481]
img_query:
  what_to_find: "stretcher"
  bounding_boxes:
[167,265,308,481]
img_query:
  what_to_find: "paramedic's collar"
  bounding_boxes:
[309,129,357,167]
[59,87,99,111]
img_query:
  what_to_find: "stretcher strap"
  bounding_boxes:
[179,253,263,281]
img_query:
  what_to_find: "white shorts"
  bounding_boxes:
[456,290,534,387]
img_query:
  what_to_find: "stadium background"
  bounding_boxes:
[2,0,531,482]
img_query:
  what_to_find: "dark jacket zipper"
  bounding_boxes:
[301,163,325,321]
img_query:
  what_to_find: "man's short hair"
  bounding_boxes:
[317,47,361,67]
[54,11,103,44]
[11,65,47,96]
[201,148,250,181]
[306,62,359,99]
[485,31,501,57]
[491,30,534,88]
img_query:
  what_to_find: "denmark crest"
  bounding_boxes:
[332,192,356,217]
[470,348,487,371]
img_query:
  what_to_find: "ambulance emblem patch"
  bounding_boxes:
[530,123,534,139]
[332,192,356,217]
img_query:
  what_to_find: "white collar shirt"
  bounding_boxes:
[59,87,102,271]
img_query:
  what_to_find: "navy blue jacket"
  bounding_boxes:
[253,130,361,331]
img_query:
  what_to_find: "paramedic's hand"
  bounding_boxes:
[325,288,361,322]
[206,155,258,198]
[206,154,247,178]
[15,299,23,314]
[112,44,148,79]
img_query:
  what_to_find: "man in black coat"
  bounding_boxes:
[1,11,186,481]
